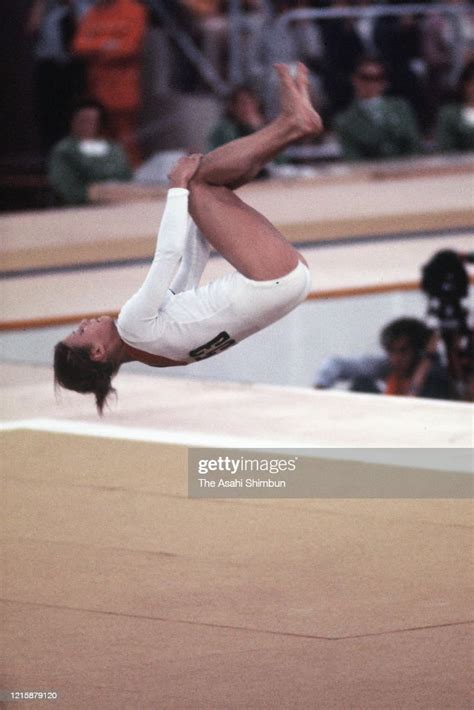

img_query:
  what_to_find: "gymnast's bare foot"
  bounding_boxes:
[274,62,323,138]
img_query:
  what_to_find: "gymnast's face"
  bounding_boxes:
[64,316,116,357]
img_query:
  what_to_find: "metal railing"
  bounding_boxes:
[273,4,466,86]
[146,0,230,96]
[149,2,468,95]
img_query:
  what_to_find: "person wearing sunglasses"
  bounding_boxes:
[334,57,421,161]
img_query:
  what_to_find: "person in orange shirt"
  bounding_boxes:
[73,0,147,166]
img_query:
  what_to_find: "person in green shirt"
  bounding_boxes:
[207,85,266,152]
[48,99,132,205]
[207,85,287,176]
[436,61,474,154]
[334,57,421,161]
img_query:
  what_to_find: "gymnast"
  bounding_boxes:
[54,63,323,413]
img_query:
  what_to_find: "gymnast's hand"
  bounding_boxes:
[168,154,203,189]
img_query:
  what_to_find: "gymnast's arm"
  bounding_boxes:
[117,154,203,337]
[118,187,190,332]
[169,221,212,295]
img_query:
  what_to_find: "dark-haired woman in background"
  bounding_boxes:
[48,99,132,205]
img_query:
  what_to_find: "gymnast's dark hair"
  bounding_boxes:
[54,342,118,415]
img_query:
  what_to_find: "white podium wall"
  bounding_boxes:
[0,289,428,388]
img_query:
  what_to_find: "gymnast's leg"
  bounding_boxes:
[195,63,322,189]
[188,63,321,281]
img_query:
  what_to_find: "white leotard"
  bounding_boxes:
[117,188,311,363]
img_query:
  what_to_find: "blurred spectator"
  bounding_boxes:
[207,84,285,176]
[320,2,365,118]
[266,1,324,71]
[261,1,326,119]
[48,99,132,205]
[180,0,228,78]
[26,0,91,155]
[334,57,420,161]
[178,1,266,85]
[314,317,452,400]
[73,0,147,166]
[436,61,474,153]
[238,1,267,86]
[143,0,201,92]
[207,85,265,150]
[421,6,456,135]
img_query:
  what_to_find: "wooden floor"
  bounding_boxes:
[1,426,472,710]
[1,363,473,709]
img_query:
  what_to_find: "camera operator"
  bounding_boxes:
[421,249,473,403]
[314,317,452,400]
